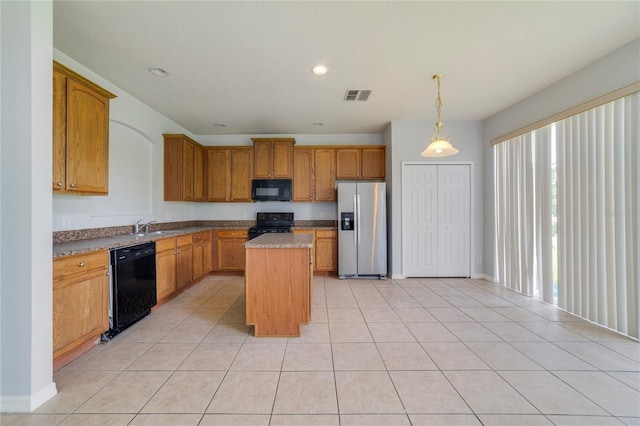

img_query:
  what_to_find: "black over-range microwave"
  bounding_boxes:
[251,179,292,202]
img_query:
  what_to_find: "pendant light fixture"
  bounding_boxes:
[421,73,459,157]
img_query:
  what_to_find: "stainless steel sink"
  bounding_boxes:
[127,230,180,237]
[148,230,180,235]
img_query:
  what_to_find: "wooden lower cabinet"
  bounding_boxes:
[193,230,213,280]
[292,228,337,273]
[176,234,193,290]
[315,230,337,271]
[155,237,177,300]
[213,229,248,271]
[53,250,109,362]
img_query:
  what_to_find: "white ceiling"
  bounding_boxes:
[53,1,639,135]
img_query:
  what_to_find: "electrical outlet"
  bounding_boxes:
[476,255,482,263]
[165,212,172,220]
[62,217,71,230]
[243,211,248,219]
[320,212,325,219]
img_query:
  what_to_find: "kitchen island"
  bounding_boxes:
[244,233,313,337]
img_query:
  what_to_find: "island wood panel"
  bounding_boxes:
[245,246,311,336]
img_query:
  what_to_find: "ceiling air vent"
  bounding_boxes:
[344,89,372,101]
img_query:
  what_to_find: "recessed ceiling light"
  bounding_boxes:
[148,67,169,77]
[312,65,328,76]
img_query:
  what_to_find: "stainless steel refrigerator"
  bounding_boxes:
[337,182,387,279]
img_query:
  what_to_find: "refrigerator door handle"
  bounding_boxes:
[356,193,361,245]
[353,194,357,245]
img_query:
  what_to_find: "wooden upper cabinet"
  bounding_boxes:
[251,138,295,178]
[361,147,385,178]
[193,144,205,201]
[314,148,336,201]
[336,148,361,179]
[293,147,335,202]
[229,148,253,201]
[206,147,252,202]
[164,134,205,201]
[336,146,385,179]
[293,148,314,201]
[207,149,230,202]
[53,61,116,194]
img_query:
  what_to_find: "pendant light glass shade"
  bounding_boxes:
[421,137,459,157]
[421,74,459,158]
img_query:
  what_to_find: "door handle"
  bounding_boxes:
[356,194,361,245]
[353,194,357,245]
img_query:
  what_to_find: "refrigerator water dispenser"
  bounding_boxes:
[340,212,354,230]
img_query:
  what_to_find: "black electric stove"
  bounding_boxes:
[247,212,294,240]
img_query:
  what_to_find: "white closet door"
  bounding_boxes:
[402,163,470,277]
[437,165,470,277]
[402,164,438,277]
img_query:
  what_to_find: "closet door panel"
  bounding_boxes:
[402,164,438,277]
[437,165,470,277]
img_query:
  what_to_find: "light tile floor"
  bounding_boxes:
[2,276,639,426]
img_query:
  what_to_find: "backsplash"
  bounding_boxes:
[52,220,336,244]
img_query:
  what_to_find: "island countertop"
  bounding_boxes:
[244,233,313,249]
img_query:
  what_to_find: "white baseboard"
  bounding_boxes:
[390,273,405,279]
[472,273,497,282]
[1,382,57,412]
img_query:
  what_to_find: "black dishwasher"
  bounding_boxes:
[107,242,157,338]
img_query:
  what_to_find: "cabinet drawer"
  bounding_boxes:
[177,234,193,247]
[315,229,336,238]
[192,233,203,243]
[155,237,176,252]
[218,229,248,239]
[54,250,108,281]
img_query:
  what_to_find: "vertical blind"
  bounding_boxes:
[494,92,639,339]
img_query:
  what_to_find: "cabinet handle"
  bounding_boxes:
[78,262,85,267]
[56,182,62,187]
[70,183,76,188]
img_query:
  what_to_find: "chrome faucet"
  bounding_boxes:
[134,219,157,234]
[143,220,156,233]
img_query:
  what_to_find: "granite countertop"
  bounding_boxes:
[244,233,314,249]
[53,226,218,258]
[53,220,336,258]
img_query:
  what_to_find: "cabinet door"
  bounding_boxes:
[336,148,361,179]
[193,145,205,201]
[207,149,230,201]
[253,141,272,178]
[156,248,177,300]
[53,70,67,191]
[53,269,108,357]
[273,141,293,178]
[315,230,337,271]
[314,148,335,201]
[202,231,213,274]
[192,235,204,280]
[293,148,313,201]
[230,148,252,201]
[361,147,385,178]
[176,244,193,289]
[66,78,109,193]
[182,141,195,200]
[217,230,247,271]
